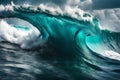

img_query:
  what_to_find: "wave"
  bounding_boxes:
[0,19,42,49]
[0,4,120,80]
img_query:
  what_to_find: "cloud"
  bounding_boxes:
[89,8,120,31]
[66,0,80,6]
[74,0,120,10]
[79,0,93,10]
[93,0,120,9]
[66,0,119,10]
[1,0,120,10]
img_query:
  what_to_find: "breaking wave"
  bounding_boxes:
[0,3,120,80]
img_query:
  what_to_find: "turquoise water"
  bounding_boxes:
[0,5,120,80]
[13,25,30,31]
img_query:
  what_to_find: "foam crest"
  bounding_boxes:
[0,20,41,49]
[0,4,13,11]
[0,3,94,23]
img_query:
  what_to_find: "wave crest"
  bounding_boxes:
[0,3,94,23]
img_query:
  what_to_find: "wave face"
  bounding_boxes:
[0,4,120,80]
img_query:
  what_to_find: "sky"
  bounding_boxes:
[0,0,120,9]
[0,0,120,31]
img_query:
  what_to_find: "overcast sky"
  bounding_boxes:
[0,0,120,31]
[0,0,120,9]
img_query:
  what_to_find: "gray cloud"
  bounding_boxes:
[89,9,120,31]
[93,0,120,9]
[78,0,93,10]
[0,0,66,6]
[1,0,120,10]
[78,0,120,10]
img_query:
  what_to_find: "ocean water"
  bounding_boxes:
[0,4,120,80]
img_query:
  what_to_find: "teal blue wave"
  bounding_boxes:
[0,5,120,80]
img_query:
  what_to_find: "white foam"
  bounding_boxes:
[103,50,120,61]
[0,20,41,49]
[86,37,120,61]
[38,4,94,23]
[0,4,13,11]
[0,3,94,24]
